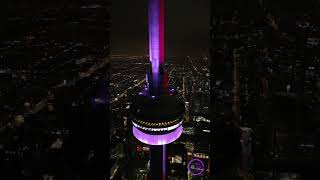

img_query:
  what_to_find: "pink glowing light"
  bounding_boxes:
[149,0,164,74]
[132,125,183,145]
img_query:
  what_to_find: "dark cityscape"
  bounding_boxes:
[0,0,110,179]
[1,0,320,180]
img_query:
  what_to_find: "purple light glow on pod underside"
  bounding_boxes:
[133,125,183,145]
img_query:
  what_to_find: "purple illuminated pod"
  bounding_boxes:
[132,126,183,146]
[131,0,184,179]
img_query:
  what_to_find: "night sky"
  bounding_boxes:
[111,0,210,57]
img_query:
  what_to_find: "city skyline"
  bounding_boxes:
[1,0,320,180]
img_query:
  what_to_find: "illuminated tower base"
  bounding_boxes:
[150,145,166,179]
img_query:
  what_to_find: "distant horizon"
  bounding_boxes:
[110,54,208,58]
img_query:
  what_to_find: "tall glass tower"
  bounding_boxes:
[131,0,184,179]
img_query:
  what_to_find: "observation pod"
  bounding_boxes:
[132,93,185,145]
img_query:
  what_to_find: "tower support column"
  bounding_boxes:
[149,145,167,180]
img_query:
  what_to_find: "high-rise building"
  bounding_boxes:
[131,0,184,179]
[210,1,242,178]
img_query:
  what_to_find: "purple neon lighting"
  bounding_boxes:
[187,159,205,176]
[133,126,183,145]
[162,144,166,180]
[149,0,164,74]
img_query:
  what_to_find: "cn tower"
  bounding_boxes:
[131,0,184,179]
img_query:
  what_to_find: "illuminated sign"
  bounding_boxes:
[187,159,204,176]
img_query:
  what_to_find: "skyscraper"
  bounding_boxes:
[131,0,184,179]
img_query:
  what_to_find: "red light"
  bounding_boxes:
[137,145,142,152]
